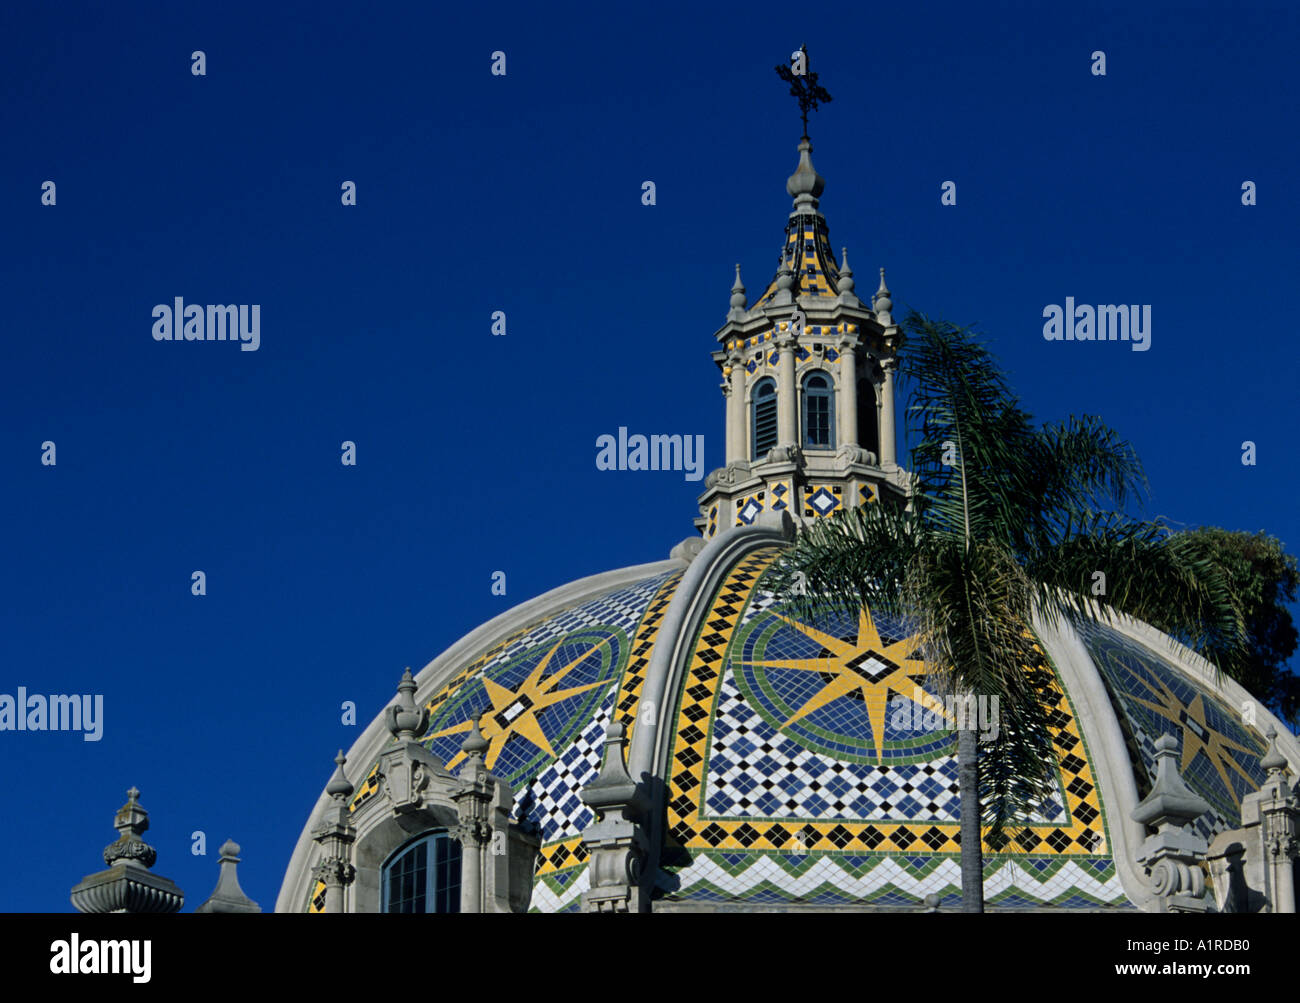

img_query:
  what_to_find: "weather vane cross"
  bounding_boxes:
[775,44,833,138]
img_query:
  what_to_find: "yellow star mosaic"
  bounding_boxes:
[427,637,611,773]
[740,607,949,761]
[1129,673,1259,809]
[664,548,1113,859]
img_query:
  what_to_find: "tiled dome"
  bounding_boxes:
[280,528,1289,913]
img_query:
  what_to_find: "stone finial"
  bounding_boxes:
[104,786,157,869]
[72,788,184,914]
[581,719,646,818]
[385,668,430,741]
[1131,733,1213,912]
[326,750,354,802]
[873,267,893,326]
[837,247,855,294]
[775,260,794,304]
[461,714,490,758]
[1261,726,1289,775]
[786,136,825,209]
[579,719,651,913]
[195,839,262,914]
[729,264,747,313]
[1133,734,1212,829]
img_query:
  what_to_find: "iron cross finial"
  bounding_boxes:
[774,44,833,138]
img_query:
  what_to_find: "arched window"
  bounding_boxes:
[802,371,835,449]
[751,378,778,459]
[381,830,461,914]
[857,377,879,456]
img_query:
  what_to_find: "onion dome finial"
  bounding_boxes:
[786,137,825,210]
[461,714,490,758]
[873,267,894,325]
[325,750,354,802]
[730,264,748,312]
[838,247,855,294]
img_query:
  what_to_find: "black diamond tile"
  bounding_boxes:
[1015,830,1043,851]
[700,823,728,847]
[734,823,761,847]
[668,794,695,816]
[827,824,854,848]
[920,826,948,851]
[1045,830,1072,852]
[678,746,703,768]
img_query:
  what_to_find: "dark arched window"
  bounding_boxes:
[857,377,879,456]
[752,378,778,459]
[802,371,835,449]
[382,831,461,913]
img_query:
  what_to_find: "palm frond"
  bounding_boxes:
[1027,514,1249,678]
[764,500,922,624]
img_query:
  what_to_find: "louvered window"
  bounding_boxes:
[752,379,778,459]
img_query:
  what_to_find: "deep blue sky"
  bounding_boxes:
[1,1,1296,912]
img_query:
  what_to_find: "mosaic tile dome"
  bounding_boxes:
[280,527,1291,913]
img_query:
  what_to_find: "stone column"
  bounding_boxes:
[725,352,745,464]
[1257,729,1298,913]
[457,822,487,913]
[452,717,494,913]
[312,752,357,913]
[838,341,858,448]
[776,331,797,447]
[879,356,898,469]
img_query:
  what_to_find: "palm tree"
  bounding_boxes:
[766,312,1247,913]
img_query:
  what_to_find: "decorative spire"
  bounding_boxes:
[873,267,894,326]
[752,135,842,308]
[580,719,647,818]
[1132,734,1211,829]
[195,839,262,913]
[326,750,354,802]
[103,786,157,869]
[786,137,825,210]
[838,247,855,293]
[385,668,430,741]
[774,259,794,304]
[1260,726,1288,774]
[461,713,490,758]
[729,264,747,315]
